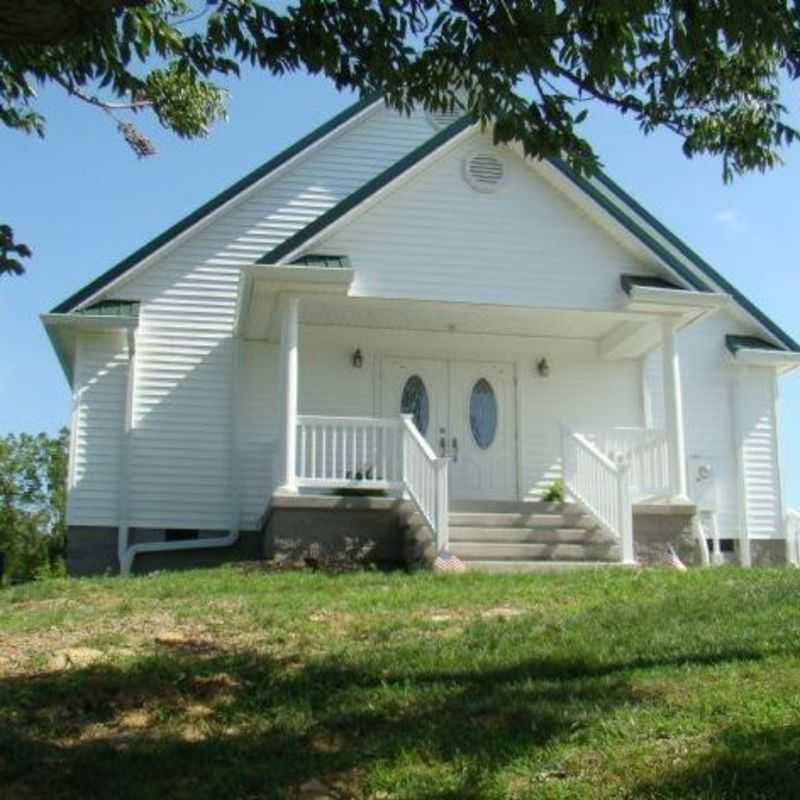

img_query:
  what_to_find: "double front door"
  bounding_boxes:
[381,357,516,500]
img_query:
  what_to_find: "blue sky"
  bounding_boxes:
[2,69,799,504]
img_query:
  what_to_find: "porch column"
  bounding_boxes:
[661,316,688,499]
[278,294,300,494]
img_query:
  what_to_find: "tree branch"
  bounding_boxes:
[0,0,148,47]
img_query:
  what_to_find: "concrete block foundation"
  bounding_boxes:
[263,494,415,566]
[633,503,701,566]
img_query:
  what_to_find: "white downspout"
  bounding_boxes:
[117,328,136,575]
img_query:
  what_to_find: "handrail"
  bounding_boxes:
[561,424,634,563]
[401,415,449,552]
[299,414,402,426]
[588,426,671,500]
[296,414,404,489]
[401,412,439,461]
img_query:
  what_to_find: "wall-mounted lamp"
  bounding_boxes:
[352,348,364,369]
[537,357,550,377]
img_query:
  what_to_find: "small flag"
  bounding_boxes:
[434,550,466,573]
[666,545,687,571]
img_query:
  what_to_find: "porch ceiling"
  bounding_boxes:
[282,295,657,344]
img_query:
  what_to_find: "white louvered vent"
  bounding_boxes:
[464,152,505,192]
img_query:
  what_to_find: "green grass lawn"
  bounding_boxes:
[2,566,800,799]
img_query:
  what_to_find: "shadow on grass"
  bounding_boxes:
[0,643,787,800]
[632,723,800,800]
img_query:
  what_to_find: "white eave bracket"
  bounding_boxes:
[623,284,731,315]
[41,312,139,386]
[234,264,354,340]
[728,347,800,374]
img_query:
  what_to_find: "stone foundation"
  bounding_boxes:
[750,540,789,567]
[633,503,701,566]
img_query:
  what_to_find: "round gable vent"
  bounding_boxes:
[464,152,505,192]
[427,106,464,130]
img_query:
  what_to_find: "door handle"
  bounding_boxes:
[451,436,458,462]
[439,434,447,458]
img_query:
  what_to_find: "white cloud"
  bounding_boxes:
[713,208,738,225]
[713,208,747,231]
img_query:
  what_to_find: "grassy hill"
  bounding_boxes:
[2,566,800,799]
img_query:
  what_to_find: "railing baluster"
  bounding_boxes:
[321,425,327,481]
[310,424,317,480]
[332,425,338,480]
[300,422,307,480]
[381,426,387,483]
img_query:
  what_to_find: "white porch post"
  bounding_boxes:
[661,316,689,499]
[278,294,300,494]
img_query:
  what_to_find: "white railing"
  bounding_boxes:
[401,414,449,551]
[561,425,634,563]
[590,427,671,501]
[296,415,405,490]
[786,508,800,566]
[294,414,449,551]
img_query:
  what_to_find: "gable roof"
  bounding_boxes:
[553,163,800,352]
[50,97,799,354]
[51,93,382,314]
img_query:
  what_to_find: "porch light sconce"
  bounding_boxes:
[537,357,550,377]
[352,348,364,369]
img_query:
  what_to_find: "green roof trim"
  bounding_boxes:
[591,169,800,353]
[51,93,382,314]
[257,114,476,265]
[50,89,797,356]
[74,299,140,318]
[620,274,684,294]
[726,335,782,356]
[289,254,351,269]
[550,158,711,294]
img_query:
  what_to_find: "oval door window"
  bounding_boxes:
[401,374,430,435]
[470,378,497,449]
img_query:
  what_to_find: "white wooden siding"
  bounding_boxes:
[67,332,128,527]
[67,104,436,530]
[643,312,784,540]
[319,131,654,310]
[238,341,280,530]
[737,367,783,539]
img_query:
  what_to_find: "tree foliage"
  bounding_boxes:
[3,1,800,274]
[0,429,69,582]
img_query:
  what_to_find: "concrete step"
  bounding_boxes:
[449,500,583,514]
[449,527,614,545]
[450,541,621,562]
[464,560,634,573]
[449,512,597,529]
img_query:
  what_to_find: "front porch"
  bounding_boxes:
[237,265,724,569]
